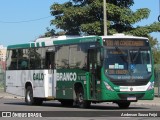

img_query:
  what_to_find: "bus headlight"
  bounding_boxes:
[104,81,114,91]
[147,82,154,90]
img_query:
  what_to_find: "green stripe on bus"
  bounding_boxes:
[7,43,30,49]
[53,36,98,45]
[36,43,39,47]
[41,42,45,46]
[31,43,35,48]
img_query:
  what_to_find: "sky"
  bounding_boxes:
[0,0,159,47]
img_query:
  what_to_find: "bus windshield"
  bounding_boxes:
[104,47,152,84]
[105,48,152,75]
[103,39,152,85]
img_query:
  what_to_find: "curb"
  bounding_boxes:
[132,102,160,107]
[0,91,24,99]
[0,96,24,99]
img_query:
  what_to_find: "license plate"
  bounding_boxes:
[127,97,136,101]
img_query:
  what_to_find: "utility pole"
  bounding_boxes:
[158,0,160,22]
[103,0,107,35]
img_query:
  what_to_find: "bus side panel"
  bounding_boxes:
[6,70,56,98]
[56,81,74,99]
[28,70,55,98]
[25,70,45,98]
[6,70,24,96]
[34,70,55,98]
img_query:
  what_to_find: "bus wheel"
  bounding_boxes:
[33,98,43,105]
[25,86,34,105]
[117,101,130,109]
[25,86,43,105]
[76,89,91,108]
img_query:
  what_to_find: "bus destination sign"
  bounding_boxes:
[104,39,146,47]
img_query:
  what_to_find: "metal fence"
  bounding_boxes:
[154,64,160,97]
[0,72,5,89]
[0,63,5,90]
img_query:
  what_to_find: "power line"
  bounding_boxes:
[0,15,52,24]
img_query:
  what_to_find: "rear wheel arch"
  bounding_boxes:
[25,82,32,89]
[74,82,84,94]
[25,82,43,105]
[74,82,91,108]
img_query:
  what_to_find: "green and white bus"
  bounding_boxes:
[5,34,154,108]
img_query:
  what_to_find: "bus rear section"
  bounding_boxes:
[5,46,57,105]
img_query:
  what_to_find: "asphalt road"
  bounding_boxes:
[0,98,159,120]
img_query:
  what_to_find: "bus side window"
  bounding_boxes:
[55,46,69,69]
[7,49,18,70]
[9,61,17,70]
[20,59,28,70]
[17,49,29,70]
[29,48,42,69]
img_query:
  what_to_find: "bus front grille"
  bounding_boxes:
[110,79,149,86]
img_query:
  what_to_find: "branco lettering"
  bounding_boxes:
[57,72,77,81]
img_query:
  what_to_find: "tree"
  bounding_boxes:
[50,0,160,36]
[147,36,160,64]
[48,0,160,63]
[44,27,56,37]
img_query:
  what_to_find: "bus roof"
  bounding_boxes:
[35,35,82,42]
[7,34,149,49]
[101,33,148,40]
[7,36,98,49]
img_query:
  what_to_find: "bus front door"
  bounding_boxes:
[88,49,98,99]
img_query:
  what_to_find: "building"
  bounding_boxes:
[0,45,6,71]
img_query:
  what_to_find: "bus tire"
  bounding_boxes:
[76,88,91,108]
[117,101,130,109]
[25,86,43,105]
[33,98,43,105]
[25,86,34,105]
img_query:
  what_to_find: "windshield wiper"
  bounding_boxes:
[132,48,141,63]
[115,47,128,63]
